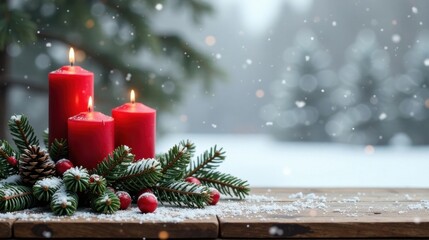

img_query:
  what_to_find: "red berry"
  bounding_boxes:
[185,177,201,185]
[208,188,220,205]
[137,188,153,196]
[89,174,100,183]
[116,191,132,210]
[6,156,17,167]
[55,159,74,176]
[138,193,158,213]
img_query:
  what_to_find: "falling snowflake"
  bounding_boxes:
[295,101,306,108]
[424,59,429,67]
[379,113,387,120]
[392,34,401,43]
[305,55,310,61]
[332,21,337,27]
[155,3,163,11]
[246,59,252,65]
[412,6,418,14]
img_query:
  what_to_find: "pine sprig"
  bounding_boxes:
[88,174,107,196]
[63,167,89,192]
[33,177,63,202]
[0,184,34,212]
[49,138,68,162]
[114,159,162,192]
[158,140,195,182]
[90,190,120,214]
[153,181,210,208]
[93,145,134,184]
[0,140,18,179]
[196,171,250,199]
[50,186,78,216]
[8,115,39,154]
[185,145,226,178]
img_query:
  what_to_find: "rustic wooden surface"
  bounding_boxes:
[13,217,219,239]
[0,219,14,238]
[2,188,429,238]
[219,188,429,238]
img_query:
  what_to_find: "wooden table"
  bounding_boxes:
[2,188,429,238]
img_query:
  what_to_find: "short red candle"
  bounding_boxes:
[49,48,93,145]
[68,97,114,169]
[112,90,156,160]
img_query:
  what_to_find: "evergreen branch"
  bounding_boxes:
[63,167,89,192]
[33,177,63,202]
[88,174,107,196]
[93,145,134,184]
[196,171,250,199]
[50,186,78,216]
[114,159,162,192]
[8,115,39,154]
[153,181,210,208]
[49,138,68,162]
[0,184,34,212]
[0,175,21,188]
[158,140,195,182]
[43,128,49,149]
[90,190,120,214]
[185,145,226,178]
[0,140,18,179]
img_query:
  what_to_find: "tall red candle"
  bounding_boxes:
[112,90,156,160]
[49,48,93,145]
[68,97,114,169]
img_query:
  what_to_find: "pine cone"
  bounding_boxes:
[19,145,56,185]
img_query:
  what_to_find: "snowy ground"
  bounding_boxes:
[158,134,429,188]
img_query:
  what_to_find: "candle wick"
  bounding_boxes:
[70,62,74,66]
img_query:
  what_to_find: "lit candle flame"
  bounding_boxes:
[130,89,135,104]
[88,96,93,112]
[69,48,75,66]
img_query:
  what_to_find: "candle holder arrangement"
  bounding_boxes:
[0,48,249,216]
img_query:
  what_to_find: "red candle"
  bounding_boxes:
[112,90,156,160]
[68,97,114,169]
[49,48,94,145]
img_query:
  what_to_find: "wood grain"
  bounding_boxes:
[0,219,13,238]
[13,217,218,239]
[219,188,429,238]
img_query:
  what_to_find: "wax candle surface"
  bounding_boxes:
[49,65,93,145]
[112,100,156,160]
[68,109,114,170]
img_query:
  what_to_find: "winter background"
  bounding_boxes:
[4,0,429,187]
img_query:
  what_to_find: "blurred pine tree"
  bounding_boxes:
[0,0,222,138]
[267,29,337,141]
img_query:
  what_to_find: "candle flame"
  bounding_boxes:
[69,48,75,66]
[88,96,93,112]
[130,89,135,104]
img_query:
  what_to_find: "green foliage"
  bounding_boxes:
[90,190,120,214]
[0,140,18,179]
[49,139,68,162]
[88,174,107,196]
[158,140,195,182]
[33,177,63,202]
[0,184,34,212]
[185,145,226,178]
[8,115,39,154]
[114,159,162,192]
[63,167,89,192]
[197,171,250,199]
[50,186,78,216]
[0,3,36,50]
[153,181,210,208]
[93,145,134,184]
